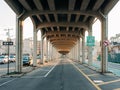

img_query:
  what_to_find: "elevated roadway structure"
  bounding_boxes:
[4,0,119,73]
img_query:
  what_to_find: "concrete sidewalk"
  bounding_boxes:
[73,60,120,90]
[92,60,120,77]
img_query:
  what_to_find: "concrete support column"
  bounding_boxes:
[80,38,82,63]
[101,16,108,73]
[71,48,73,59]
[69,51,71,59]
[70,49,71,59]
[33,27,37,66]
[48,41,51,61]
[53,47,55,59]
[75,43,78,60]
[16,16,23,73]
[46,39,48,62]
[71,49,72,59]
[73,47,75,60]
[88,25,93,66]
[49,43,52,61]
[78,38,80,62]
[50,43,53,61]
[41,33,44,64]
[82,31,85,64]
[74,45,76,60]
[49,43,51,61]
[72,47,74,60]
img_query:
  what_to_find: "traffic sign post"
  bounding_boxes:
[86,36,95,46]
[3,28,13,75]
[3,41,13,75]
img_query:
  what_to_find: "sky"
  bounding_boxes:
[0,0,120,41]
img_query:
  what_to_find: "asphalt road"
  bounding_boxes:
[0,59,98,90]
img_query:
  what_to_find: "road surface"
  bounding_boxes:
[0,58,99,90]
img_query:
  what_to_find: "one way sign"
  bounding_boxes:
[3,41,13,45]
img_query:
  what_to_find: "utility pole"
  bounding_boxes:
[4,28,13,75]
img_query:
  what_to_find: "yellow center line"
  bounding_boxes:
[97,79,120,86]
[69,60,101,90]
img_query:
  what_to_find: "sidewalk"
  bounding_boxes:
[73,60,120,90]
[92,60,120,77]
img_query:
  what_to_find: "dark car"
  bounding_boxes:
[22,56,31,66]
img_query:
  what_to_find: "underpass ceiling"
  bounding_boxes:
[4,0,119,54]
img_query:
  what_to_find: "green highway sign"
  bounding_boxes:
[86,36,95,46]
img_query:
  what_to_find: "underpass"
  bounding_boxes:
[2,0,120,90]
[4,0,119,73]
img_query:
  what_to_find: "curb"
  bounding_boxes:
[0,66,38,78]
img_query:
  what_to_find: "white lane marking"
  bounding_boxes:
[0,78,16,87]
[44,61,59,77]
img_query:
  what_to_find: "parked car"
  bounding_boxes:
[22,56,31,66]
[3,55,8,63]
[0,56,4,64]
[9,55,15,62]
[0,55,8,64]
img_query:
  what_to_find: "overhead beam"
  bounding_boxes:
[68,14,71,22]
[47,0,55,10]
[4,0,22,15]
[75,14,80,22]
[51,40,76,44]
[83,16,89,22]
[45,14,50,22]
[92,0,104,11]
[46,31,80,36]
[69,0,76,10]
[19,0,32,10]
[58,49,70,52]
[54,14,58,22]
[36,15,43,22]
[80,0,90,10]
[20,10,101,20]
[49,37,77,42]
[52,42,75,45]
[37,22,88,29]
[33,0,43,10]
[103,0,119,15]
[53,44,74,47]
